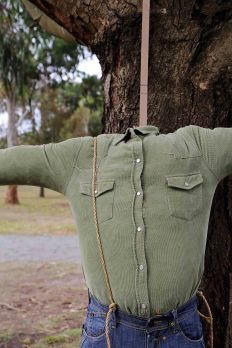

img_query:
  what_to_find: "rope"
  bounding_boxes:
[196,290,214,348]
[92,137,117,348]
[139,0,150,127]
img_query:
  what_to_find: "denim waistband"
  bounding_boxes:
[87,290,199,332]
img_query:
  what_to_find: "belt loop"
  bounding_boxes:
[170,308,179,333]
[81,322,84,335]
[111,307,117,329]
[87,288,91,305]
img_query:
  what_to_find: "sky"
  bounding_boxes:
[0,54,102,132]
[78,53,102,79]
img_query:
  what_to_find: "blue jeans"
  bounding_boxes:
[80,290,205,347]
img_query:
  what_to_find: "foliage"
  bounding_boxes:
[20,76,103,144]
[58,76,103,139]
[0,0,84,95]
[0,0,39,99]
[0,0,103,146]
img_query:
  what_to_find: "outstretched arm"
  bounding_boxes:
[0,137,83,194]
[188,125,232,182]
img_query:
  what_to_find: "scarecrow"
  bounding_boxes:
[1,0,232,347]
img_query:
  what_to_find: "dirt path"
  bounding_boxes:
[0,235,81,262]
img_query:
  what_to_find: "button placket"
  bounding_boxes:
[132,139,150,317]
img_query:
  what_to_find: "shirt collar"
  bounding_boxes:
[113,125,160,145]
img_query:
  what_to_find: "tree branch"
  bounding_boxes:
[24,0,142,47]
[22,0,76,42]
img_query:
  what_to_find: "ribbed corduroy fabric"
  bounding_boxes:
[0,124,231,317]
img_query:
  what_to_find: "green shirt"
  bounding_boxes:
[0,124,231,317]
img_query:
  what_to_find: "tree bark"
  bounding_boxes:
[5,91,19,205]
[24,1,232,346]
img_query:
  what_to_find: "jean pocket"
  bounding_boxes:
[83,310,112,340]
[79,180,115,224]
[177,309,204,343]
[165,172,203,220]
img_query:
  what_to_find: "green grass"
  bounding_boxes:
[0,186,77,235]
[0,332,12,342]
[0,329,82,348]
[36,328,82,346]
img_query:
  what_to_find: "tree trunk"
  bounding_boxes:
[24,1,232,346]
[5,185,19,204]
[5,92,20,205]
[39,187,45,197]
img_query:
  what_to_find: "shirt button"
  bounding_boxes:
[136,191,141,196]
[141,303,146,309]
[137,226,142,232]
[136,158,141,163]
[94,189,98,194]
[184,182,189,187]
[139,264,144,270]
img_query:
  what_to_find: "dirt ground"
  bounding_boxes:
[0,262,88,348]
[0,186,88,347]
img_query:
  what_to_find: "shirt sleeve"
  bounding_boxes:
[0,137,83,195]
[188,125,232,182]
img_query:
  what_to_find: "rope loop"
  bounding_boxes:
[196,290,214,348]
[109,302,117,309]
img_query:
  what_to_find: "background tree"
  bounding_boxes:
[0,0,85,203]
[19,79,103,196]
[20,76,103,144]
[0,0,39,203]
[59,76,103,138]
[22,1,232,347]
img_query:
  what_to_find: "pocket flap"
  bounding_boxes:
[165,173,203,190]
[80,180,115,197]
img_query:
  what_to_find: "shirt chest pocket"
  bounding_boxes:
[79,180,115,224]
[165,172,203,221]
